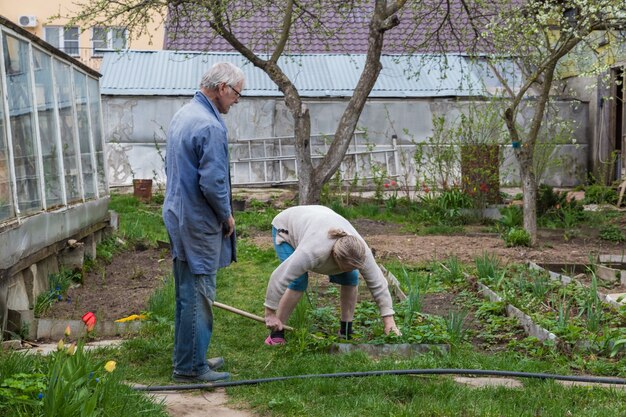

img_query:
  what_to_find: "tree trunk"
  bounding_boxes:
[518,147,537,245]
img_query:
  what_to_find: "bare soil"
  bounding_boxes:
[43,244,171,323]
[42,219,626,331]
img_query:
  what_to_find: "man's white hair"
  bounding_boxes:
[200,62,244,90]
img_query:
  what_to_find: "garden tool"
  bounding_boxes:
[213,301,295,331]
[213,301,323,339]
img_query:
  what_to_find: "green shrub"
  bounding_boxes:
[537,184,563,216]
[498,205,523,230]
[583,184,618,205]
[504,227,531,247]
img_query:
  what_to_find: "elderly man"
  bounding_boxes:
[162,62,244,383]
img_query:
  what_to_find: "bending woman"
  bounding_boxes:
[264,205,401,344]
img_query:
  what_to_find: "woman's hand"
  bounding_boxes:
[382,315,402,336]
[265,308,284,331]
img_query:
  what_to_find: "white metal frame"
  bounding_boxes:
[230,131,400,185]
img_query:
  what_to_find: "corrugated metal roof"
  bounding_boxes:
[100,50,516,97]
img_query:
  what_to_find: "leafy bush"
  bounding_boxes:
[536,184,563,216]
[504,227,531,247]
[498,205,523,230]
[583,184,618,205]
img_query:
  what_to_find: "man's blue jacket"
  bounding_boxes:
[162,91,236,274]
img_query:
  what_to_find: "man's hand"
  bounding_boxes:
[382,315,402,336]
[224,215,235,237]
[265,308,284,331]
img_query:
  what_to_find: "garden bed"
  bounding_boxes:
[474,259,626,357]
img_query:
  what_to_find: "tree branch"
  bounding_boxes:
[270,0,294,62]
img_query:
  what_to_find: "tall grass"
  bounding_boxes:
[474,251,501,281]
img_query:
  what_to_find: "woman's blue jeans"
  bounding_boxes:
[172,258,216,376]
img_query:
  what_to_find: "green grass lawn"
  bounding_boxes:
[4,192,626,416]
[113,194,626,416]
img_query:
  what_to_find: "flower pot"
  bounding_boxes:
[133,179,153,202]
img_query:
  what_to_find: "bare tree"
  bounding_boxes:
[66,0,409,204]
[483,0,626,244]
[399,0,626,245]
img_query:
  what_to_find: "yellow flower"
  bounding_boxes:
[64,325,71,337]
[104,361,117,373]
[114,314,146,323]
[57,339,65,351]
[66,343,76,355]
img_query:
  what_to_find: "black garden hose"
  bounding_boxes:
[132,368,626,392]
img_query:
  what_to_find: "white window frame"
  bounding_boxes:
[91,27,127,56]
[43,26,80,57]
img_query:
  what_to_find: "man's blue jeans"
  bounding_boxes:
[172,258,216,376]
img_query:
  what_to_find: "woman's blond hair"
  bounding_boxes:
[328,228,366,271]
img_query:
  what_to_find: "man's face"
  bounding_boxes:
[215,81,243,114]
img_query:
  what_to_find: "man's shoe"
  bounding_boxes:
[207,357,224,370]
[172,369,230,383]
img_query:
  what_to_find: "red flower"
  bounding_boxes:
[479,183,489,193]
[82,312,97,332]
[384,183,389,188]
[391,180,397,187]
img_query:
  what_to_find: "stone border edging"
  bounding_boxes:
[475,281,558,343]
[329,342,449,357]
[529,261,623,309]
[33,317,142,340]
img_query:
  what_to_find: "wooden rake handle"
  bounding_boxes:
[213,301,295,331]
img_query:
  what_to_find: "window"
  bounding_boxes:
[33,49,64,208]
[92,27,127,55]
[53,59,81,203]
[3,35,42,214]
[44,26,79,56]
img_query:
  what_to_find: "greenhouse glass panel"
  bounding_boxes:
[74,70,95,199]
[88,77,106,195]
[0,66,14,221]
[33,48,63,207]
[53,59,81,202]
[3,34,42,214]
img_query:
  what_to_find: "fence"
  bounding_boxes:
[229,131,400,185]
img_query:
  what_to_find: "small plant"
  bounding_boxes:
[34,270,81,317]
[474,252,501,281]
[371,165,387,205]
[529,273,551,300]
[555,299,572,330]
[498,205,523,230]
[441,256,464,285]
[583,274,603,333]
[599,225,626,242]
[504,227,531,247]
[384,179,399,209]
[446,310,468,343]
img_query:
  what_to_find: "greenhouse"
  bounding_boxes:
[0,15,111,336]
[0,17,107,221]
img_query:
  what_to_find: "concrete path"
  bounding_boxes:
[148,389,254,417]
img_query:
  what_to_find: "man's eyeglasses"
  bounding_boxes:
[228,84,242,98]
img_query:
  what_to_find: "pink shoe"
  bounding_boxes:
[264,335,286,345]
